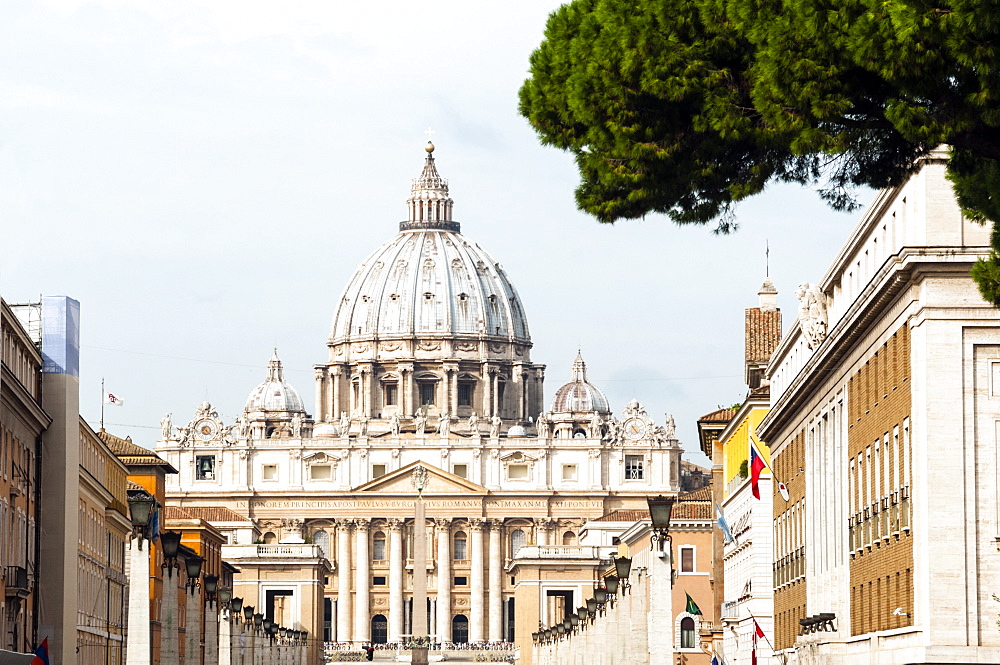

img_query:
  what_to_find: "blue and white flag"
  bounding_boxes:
[715,502,734,544]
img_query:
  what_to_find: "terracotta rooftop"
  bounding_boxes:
[698,408,737,423]
[99,429,178,472]
[175,506,252,523]
[592,509,649,523]
[745,307,782,363]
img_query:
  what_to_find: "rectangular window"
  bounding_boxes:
[680,546,695,573]
[309,465,333,481]
[373,576,387,586]
[262,464,278,481]
[453,464,468,479]
[454,539,467,560]
[384,384,398,406]
[420,383,436,406]
[508,464,528,480]
[196,455,215,480]
[458,383,473,407]
[453,576,468,586]
[561,464,577,481]
[373,539,386,561]
[625,455,644,480]
[372,464,387,478]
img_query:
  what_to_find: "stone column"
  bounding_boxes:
[402,365,414,418]
[218,607,231,665]
[482,366,493,417]
[315,368,327,422]
[469,519,486,642]
[533,518,548,547]
[336,520,353,643]
[488,520,503,641]
[186,583,201,665]
[388,519,405,642]
[204,599,219,665]
[435,519,452,643]
[329,367,341,422]
[492,373,500,417]
[161,568,180,665]
[354,519,371,642]
[125,539,151,665]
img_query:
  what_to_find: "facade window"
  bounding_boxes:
[680,617,696,648]
[510,529,526,556]
[352,381,360,409]
[452,464,468,479]
[313,530,330,558]
[196,455,215,480]
[454,532,467,560]
[458,383,473,407]
[309,465,333,481]
[508,464,528,480]
[373,576,387,586]
[372,464,387,478]
[562,531,577,545]
[262,464,278,481]
[453,576,468,586]
[419,382,436,406]
[680,546,695,573]
[384,383,398,406]
[625,455,644,480]
[373,532,386,560]
[452,615,469,643]
[561,464,577,481]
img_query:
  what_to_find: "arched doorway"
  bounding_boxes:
[452,615,469,643]
[371,614,388,644]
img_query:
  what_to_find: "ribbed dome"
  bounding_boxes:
[245,351,306,414]
[550,352,610,413]
[329,146,530,342]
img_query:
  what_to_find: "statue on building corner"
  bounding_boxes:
[415,413,427,436]
[664,413,676,439]
[389,413,401,437]
[160,413,173,440]
[796,282,829,350]
[339,411,350,435]
[536,413,550,438]
[438,412,452,437]
[490,414,501,438]
[467,411,479,433]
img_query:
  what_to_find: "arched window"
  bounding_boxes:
[452,615,469,643]
[453,531,467,560]
[262,531,276,544]
[680,617,696,648]
[562,531,577,546]
[371,614,388,643]
[510,529,526,557]
[373,531,386,561]
[313,530,330,559]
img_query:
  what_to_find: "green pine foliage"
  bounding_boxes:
[520,0,1000,300]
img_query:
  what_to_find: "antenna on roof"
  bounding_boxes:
[765,240,770,277]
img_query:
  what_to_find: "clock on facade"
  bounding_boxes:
[196,420,217,440]
[623,417,647,440]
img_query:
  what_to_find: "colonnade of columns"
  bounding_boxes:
[325,516,561,644]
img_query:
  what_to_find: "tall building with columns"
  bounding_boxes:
[156,143,681,646]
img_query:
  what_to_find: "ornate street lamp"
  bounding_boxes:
[262,618,273,635]
[160,531,182,577]
[613,555,632,594]
[647,494,677,585]
[576,607,588,629]
[605,576,620,597]
[243,605,254,630]
[126,490,156,548]
[185,555,204,594]
[586,597,598,619]
[253,613,263,633]
[204,574,219,605]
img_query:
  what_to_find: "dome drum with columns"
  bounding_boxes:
[315,142,545,433]
[155,142,687,650]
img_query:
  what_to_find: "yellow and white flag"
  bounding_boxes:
[103,390,124,406]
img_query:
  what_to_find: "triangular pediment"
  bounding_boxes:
[352,461,487,495]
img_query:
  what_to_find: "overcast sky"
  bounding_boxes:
[1,0,870,466]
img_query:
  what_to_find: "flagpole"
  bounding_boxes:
[747,613,778,655]
[101,377,105,430]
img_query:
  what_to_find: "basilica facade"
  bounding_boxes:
[156,143,681,646]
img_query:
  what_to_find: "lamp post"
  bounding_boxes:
[205,574,219,605]
[185,555,204,594]
[647,494,677,586]
[160,531,182,577]
[125,490,156,665]
[613,555,633,594]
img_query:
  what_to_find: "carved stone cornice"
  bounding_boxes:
[469,518,487,532]
[434,518,453,531]
[353,518,371,532]
[387,518,404,531]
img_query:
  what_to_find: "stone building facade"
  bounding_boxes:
[760,149,1000,663]
[156,144,682,648]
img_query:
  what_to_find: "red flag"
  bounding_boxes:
[31,638,49,665]
[750,441,767,499]
[751,619,765,665]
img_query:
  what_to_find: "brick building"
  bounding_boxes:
[759,149,1000,663]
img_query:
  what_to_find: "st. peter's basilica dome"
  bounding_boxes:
[329,142,530,344]
[244,350,306,414]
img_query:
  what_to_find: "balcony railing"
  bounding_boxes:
[5,566,29,598]
[511,545,615,561]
